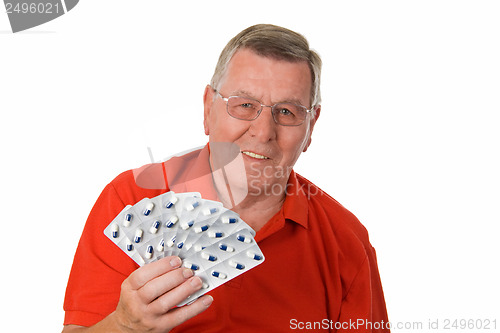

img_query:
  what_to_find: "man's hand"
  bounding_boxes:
[115,255,212,331]
[62,256,213,333]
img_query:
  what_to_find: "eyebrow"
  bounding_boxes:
[230,89,307,107]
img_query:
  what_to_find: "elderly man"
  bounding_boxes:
[63,24,390,332]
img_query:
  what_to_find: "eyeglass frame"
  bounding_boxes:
[213,89,315,127]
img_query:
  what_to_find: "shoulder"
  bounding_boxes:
[105,165,167,207]
[100,145,208,208]
[295,173,373,253]
[296,174,363,226]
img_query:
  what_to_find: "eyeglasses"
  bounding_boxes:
[214,90,313,126]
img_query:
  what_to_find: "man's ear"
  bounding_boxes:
[203,85,215,136]
[303,105,321,152]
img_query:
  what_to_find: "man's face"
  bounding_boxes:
[203,48,320,195]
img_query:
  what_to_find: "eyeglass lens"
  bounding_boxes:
[226,96,307,126]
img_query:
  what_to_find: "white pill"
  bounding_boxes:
[236,234,252,243]
[208,231,224,238]
[203,207,218,216]
[194,244,205,252]
[246,251,263,261]
[166,236,176,247]
[183,261,200,270]
[201,252,217,262]
[123,213,133,227]
[111,224,119,238]
[194,224,209,233]
[134,229,144,243]
[181,220,194,230]
[149,220,161,234]
[218,244,234,252]
[126,239,133,251]
[145,245,154,259]
[165,195,178,208]
[156,239,165,252]
[211,271,227,279]
[143,202,154,216]
[186,201,200,211]
[229,260,245,270]
[222,216,238,224]
[165,215,179,228]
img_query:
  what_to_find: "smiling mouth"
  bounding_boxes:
[241,151,270,160]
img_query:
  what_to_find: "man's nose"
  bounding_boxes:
[248,106,278,142]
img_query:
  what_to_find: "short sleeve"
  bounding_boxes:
[337,248,390,333]
[63,182,139,327]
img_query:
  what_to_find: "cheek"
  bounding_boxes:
[279,129,310,163]
[209,112,248,142]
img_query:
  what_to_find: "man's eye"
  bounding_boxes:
[278,108,294,116]
[240,103,254,108]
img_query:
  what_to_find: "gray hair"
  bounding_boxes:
[210,24,322,107]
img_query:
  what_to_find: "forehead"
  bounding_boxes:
[221,48,312,105]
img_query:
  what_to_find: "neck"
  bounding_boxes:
[230,190,286,231]
[211,169,287,231]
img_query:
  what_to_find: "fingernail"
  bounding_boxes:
[170,257,181,268]
[202,295,213,307]
[183,268,194,279]
[190,276,202,288]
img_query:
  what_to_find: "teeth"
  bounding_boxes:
[242,151,269,160]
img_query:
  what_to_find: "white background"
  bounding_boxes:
[1,0,499,331]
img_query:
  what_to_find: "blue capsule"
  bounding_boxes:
[203,207,218,216]
[177,242,184,249]
[211,271,227,279]
[146,245,154,259]
[157,239,165,252]
[223,217,238,224]
[194,244,206,252]
[126,239,133,251]
[236,234,252,243]
[149,220,161,234]
[165,215,179,228]
[123,213,133,227]
[194,224,209,233]
[143,202,154,216]
[181,220,194,230]
[201,252,217,262]
[184,261,199,270]
[186,201,200,211]
[229,260,245,270]
[111,224,119,238]
[218,244,234,252]
[165,195,178,208]
[208,231,223,238]
[166,236,176,247]
[247,251,263,261]
[134,229,144,243]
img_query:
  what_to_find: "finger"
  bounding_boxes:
[148,276,205,314]
[127,256,182,290]
[138,268,194,304]
[160,295,213,328]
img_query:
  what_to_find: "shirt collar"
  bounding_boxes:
[282,170,309,229]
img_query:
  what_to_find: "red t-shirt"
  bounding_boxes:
[63,145,390,332]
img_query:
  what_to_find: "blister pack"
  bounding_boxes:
[178,228,264,306]
[103,191,265,305]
